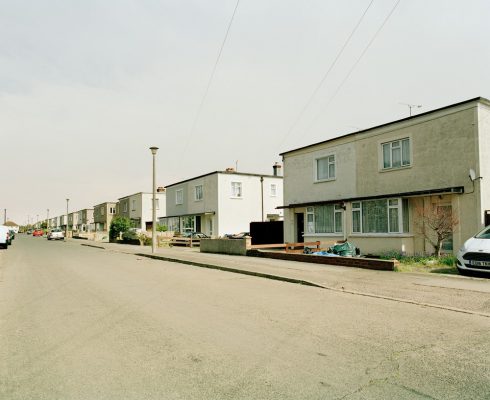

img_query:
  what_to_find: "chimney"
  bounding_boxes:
[225,167,235,173]
[157,187,166,193]
[273,162,282,176]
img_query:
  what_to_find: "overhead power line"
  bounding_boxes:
[183,0,241,153]
[279,0,375,148]
[302,0,402,138]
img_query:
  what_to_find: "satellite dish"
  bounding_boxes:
[469,168,476,181]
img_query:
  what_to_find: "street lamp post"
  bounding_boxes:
[150,146,159,254]
[66,199,69,239]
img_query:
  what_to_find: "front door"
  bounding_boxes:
[296,213,304,243]
[195,215,201,232]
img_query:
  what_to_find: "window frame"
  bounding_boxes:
[194,185,203,201]
[231,182,243,198]
[175,189,183,205]
[351,198,409,235]
[270,183,277,197]
[305,204,343,235]
[315,154,336,182]
[381,137,411,170]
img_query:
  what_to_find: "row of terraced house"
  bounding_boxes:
[46,97,490,255]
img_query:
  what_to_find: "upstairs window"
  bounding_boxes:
[270,184,277,197]
[231,182,242,198]
[101,207,105,216]
[382,138,410,169]
[195,185,203,201]
[175,189,183,205]
[316,155,335,181]
[109,207,116,214]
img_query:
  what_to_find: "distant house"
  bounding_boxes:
[160,168,284,237]
[77,209,94,232]
[280,97,490,255]
[67,212,78,231]
[93,202,117,232]
[116,190,166,230]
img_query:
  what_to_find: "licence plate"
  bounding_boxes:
[469,260,490,267]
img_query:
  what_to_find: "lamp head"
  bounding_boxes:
[150,146,159,155]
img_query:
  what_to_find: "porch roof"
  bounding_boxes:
[277,186,464,209]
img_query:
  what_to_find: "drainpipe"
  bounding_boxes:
[260,177,264,222]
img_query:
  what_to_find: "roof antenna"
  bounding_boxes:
[399,103,422,117]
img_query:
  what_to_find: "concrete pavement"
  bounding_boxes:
[80,240,490,318]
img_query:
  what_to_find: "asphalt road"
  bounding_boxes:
[1,236,489,399]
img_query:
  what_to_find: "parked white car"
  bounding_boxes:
[0,226,10,249]
[457,226,490,276]
[47,228,65,240]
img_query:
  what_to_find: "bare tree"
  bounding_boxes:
[415,203,459,257]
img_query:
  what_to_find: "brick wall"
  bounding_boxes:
[247,250,394,271]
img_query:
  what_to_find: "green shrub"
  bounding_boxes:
[109,216,132,240]
[156,224,168,232]
[122,229,139,241]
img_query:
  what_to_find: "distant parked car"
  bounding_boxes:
[0,226,10,249]
[47,228,64,240]
[26,230,33,235]
[32,229,44,237]
[457,226,490,276]
[182,232,210,239]
[225,232,250,239]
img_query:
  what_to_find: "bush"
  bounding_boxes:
[109,216,132,240]
[380,250,456,266]
[156,224,168,232]
[122,229,139,241]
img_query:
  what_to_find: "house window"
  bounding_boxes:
[316,155,335,181]
[231,182,242,198]
[123,203,128,212]
[109,207,116,214]
[382,138,410,169]
[132,199,136,211]
[150,198,160,210]
[101,207,105,216]
[195,185,203,201]
[352,198,409,234]
[270,184,277,197]
[176,189,183,205]
[182,216,195,232]
[305,204,343,234]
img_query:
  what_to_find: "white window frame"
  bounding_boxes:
[231,182,242,198]
[351,198,409,234]
[305,204,343,235]
[270,183,277,197]
[315,154,336,182]
[151,198,160,210]
[175,189,183,205]
[195,185,203,201]
[123,203,128,213]
[381,138,411,170]
[110,207,116,214]
[101,207,105,216]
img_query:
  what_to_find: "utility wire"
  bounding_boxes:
[279,0,375,148]
[302,0,402,139]
[183,0,240,153]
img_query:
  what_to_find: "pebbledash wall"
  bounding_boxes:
[281,97,490,255]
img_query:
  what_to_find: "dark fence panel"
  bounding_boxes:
[250,221,284,245]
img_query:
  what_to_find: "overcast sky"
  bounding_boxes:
[1,0,490,224]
